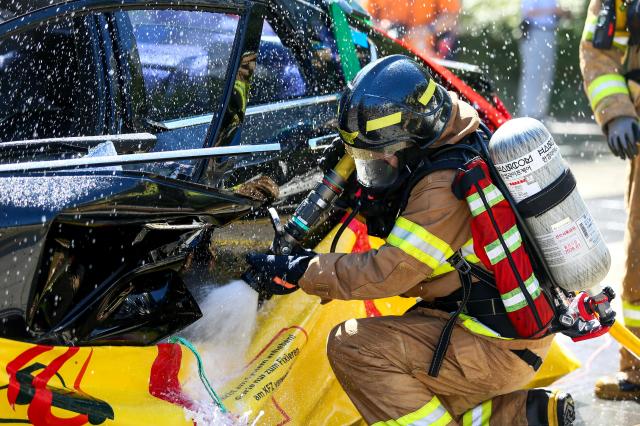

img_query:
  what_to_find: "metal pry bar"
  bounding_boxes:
[0,143,281,174]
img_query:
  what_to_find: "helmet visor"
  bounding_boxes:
[345,141,410,189]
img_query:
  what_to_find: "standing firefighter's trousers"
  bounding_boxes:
[622,153,640,382]
[327,307,553,425]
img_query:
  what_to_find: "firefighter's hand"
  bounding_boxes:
[243,254,314,296]
[606,116,640,160]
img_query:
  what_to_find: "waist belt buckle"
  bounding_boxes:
[449,252,471,275]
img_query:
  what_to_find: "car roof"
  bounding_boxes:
[0,0,258,23]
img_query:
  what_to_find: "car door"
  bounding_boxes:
[108,3,266,183]
[0,0,267,341]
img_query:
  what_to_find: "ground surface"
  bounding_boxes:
[555,149,640,426]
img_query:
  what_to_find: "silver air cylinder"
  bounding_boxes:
[488,117,610,292]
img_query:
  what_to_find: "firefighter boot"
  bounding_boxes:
[526,389,575,426]
[594,372,640,400]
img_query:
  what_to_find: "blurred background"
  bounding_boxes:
[458,0,587,121]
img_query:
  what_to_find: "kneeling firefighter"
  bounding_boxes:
[246,55,575,425]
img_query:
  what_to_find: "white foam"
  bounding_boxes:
[180,280,260,425]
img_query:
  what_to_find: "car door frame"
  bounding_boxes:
[0,0,267,186]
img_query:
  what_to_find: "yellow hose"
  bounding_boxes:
[333,153,356,180]
[609,320,640,360]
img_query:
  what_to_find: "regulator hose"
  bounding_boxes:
[330,202,361,253]
[609,320,640,360]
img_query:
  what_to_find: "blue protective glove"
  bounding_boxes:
[243,254,314,296]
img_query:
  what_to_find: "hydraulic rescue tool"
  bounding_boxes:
[242,153,355,290]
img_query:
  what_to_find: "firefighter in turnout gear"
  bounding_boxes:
[246,55,575,425]
[580,0,640,400]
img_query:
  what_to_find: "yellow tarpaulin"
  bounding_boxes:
[0,218,579,425]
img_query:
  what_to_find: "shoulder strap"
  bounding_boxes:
[397,133,485,214]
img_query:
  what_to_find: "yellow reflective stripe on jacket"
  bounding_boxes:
[582,16,629,50]
[387,217,454,270]
[587,74,630,110]
[371,395,452,426]
[462,400,492,426]
[623,300,640,328]
[582,8,629,51]
[461,239,481,264]
[613,33,630,50]
[430,239,481,278]
[582,16,597,41]
[459,313,512,340]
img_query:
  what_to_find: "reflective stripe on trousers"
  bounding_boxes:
[371,395,453,426]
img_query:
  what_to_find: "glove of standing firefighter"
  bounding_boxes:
[243,254,315,296]
[606,116,640,160]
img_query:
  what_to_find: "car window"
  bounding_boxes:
[249,21,307,106]
[0,17,101,142]
[127,10,239,123]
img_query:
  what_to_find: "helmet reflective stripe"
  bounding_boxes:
[386,217,454,270]
[371,395,452,426]
[419,78,437,106]
[623,300,640,327]
[339,128,359,145]
[463,400,492,426]
[337,55,452,150]
[366,111,403,133]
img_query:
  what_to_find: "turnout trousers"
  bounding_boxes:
[327,307,553,425]
[622,153,640,382]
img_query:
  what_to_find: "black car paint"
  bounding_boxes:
[0,0,500,345]
[0,170,258,344]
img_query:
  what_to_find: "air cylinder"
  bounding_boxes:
[488,117,610,292]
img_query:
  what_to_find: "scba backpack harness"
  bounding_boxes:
[394,125,556,377]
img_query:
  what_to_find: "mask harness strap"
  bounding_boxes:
[330,201,361,253]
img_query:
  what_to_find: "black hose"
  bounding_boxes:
[330,203,360,253]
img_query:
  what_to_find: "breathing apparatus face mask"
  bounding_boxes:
[345,141,411,190]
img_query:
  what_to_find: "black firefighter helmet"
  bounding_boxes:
[337,55,452,190]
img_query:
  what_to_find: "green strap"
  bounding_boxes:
[329,1,361,82]
[168,336,228,414]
